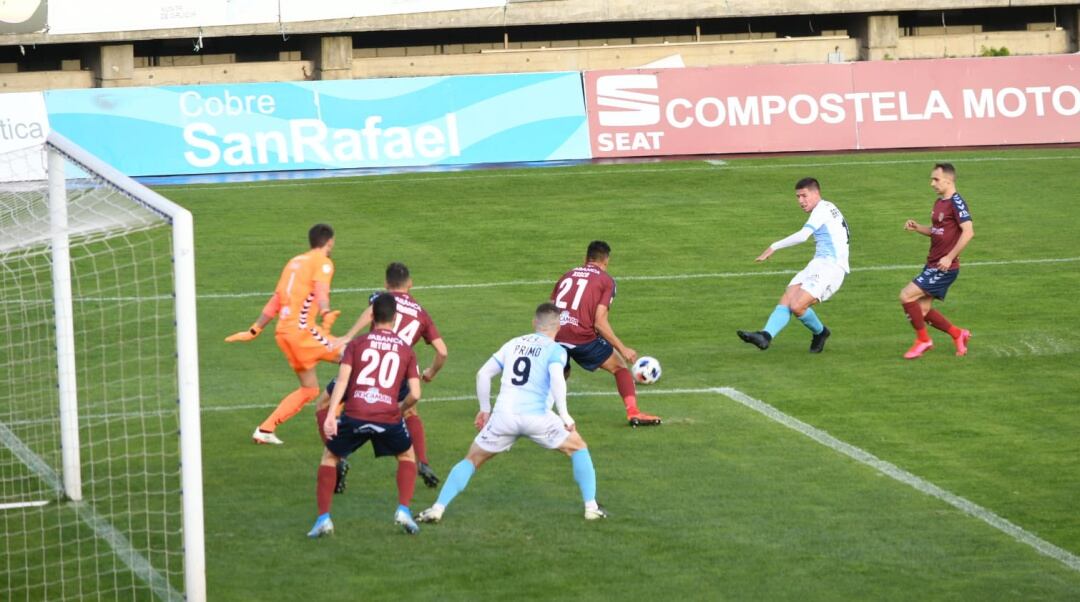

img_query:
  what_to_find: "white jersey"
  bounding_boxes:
[490,333,568,416]
[803,199,850,273]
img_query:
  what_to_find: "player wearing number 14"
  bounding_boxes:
[308,294,423,537]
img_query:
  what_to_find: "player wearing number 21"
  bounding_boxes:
[307,294,423,537]
[551,240,661,427]
[416,303,605,524]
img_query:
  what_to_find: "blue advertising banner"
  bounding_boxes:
[44,72,590,176]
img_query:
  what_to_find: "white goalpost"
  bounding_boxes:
[0,132,205,601]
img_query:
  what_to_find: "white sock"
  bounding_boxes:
[584,500,598,511]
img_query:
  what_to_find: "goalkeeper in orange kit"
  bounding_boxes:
[226,223,343,445]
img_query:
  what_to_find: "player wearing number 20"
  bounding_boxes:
[308,294,423,537]
[416,303,606,523]
[551,241,661,427]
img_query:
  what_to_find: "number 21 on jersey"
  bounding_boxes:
[554,277,588,311]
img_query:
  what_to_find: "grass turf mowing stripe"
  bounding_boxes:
[191,255,1080,300]
[166,152,1080,192]
[0,421,184,602]
[715,386,1080,575]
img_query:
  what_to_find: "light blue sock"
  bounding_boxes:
[571,449,597,503]
[435,459,476,508]
[797,307,825,335]
[396,504,410,514]
[763,305,791,338]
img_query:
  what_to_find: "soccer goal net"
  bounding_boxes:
[0,133,204,601]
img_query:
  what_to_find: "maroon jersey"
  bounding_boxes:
[550,263,616,345]
[340,328,419,423]
[927,192,972,271]
[389,292,441,347]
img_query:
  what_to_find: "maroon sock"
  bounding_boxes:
[396,460,417,507]
[902,302,931,342]
[925,309,962,338]
[405,414,428,464]
[317,465,336,515]
[614,367,638,413]
[315,408,329,442]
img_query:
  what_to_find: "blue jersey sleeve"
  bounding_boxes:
[951,194,972,223]
[548,345,568,368]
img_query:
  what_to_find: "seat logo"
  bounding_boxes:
[596,75,660,127]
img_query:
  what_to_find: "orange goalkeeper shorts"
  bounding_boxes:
[275,328,341,373]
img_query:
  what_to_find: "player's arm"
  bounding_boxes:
[549,362,574,430]
[904,219,932,236]
[340,305,374,342]
[311,281,341,332]
[938,220,974,271]
[400,377,422,412]
[323,362,352,439]
[423,338,448,382]
[594,304,637,364]
[757,226,813,262]
[474,356,502,430]
[225,295,278,342]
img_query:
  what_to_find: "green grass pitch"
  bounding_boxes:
[161,147,1080,600]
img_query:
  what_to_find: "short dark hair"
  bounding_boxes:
[586,240,611,262]
[795,177,820,192]
[371,293,397,325]
[536,302,560,320]
[385,262,410,288]
[535,302,561,329]
[308,223,334,248]
[933,163,956,178]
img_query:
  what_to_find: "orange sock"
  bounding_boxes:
[260,386,320,432]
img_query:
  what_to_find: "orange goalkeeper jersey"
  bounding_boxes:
[270,249,334,335]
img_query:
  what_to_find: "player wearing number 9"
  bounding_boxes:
[307,294,424,537]
[415,302,607,524]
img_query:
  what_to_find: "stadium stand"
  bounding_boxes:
[2,1,1078,91]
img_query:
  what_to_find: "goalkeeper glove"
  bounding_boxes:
[320,309,341,332]
[225,324,262,342]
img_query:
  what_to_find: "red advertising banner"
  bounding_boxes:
[584,55,1080,158]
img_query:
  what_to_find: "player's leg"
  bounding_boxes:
[255,336,323,444]
[900,273,936,359]
[313,379,351,494]
[400,377,439,488]
[919,271,970,356]
[308,447,343,538]
[597,351,662,426]
[738,284,801,350]
[556,431,606,520]
[417,443,497,523]
[392,446,420,534]
[788,285,832,354]
[419,412,509,523]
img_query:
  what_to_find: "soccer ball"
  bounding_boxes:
[632,356,661,385]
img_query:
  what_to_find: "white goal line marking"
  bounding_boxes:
[193,256,1080,301]
[206,385,1080,573]
[0,500,49,510]
[171,152,1080,192]
[0,421,184,601]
